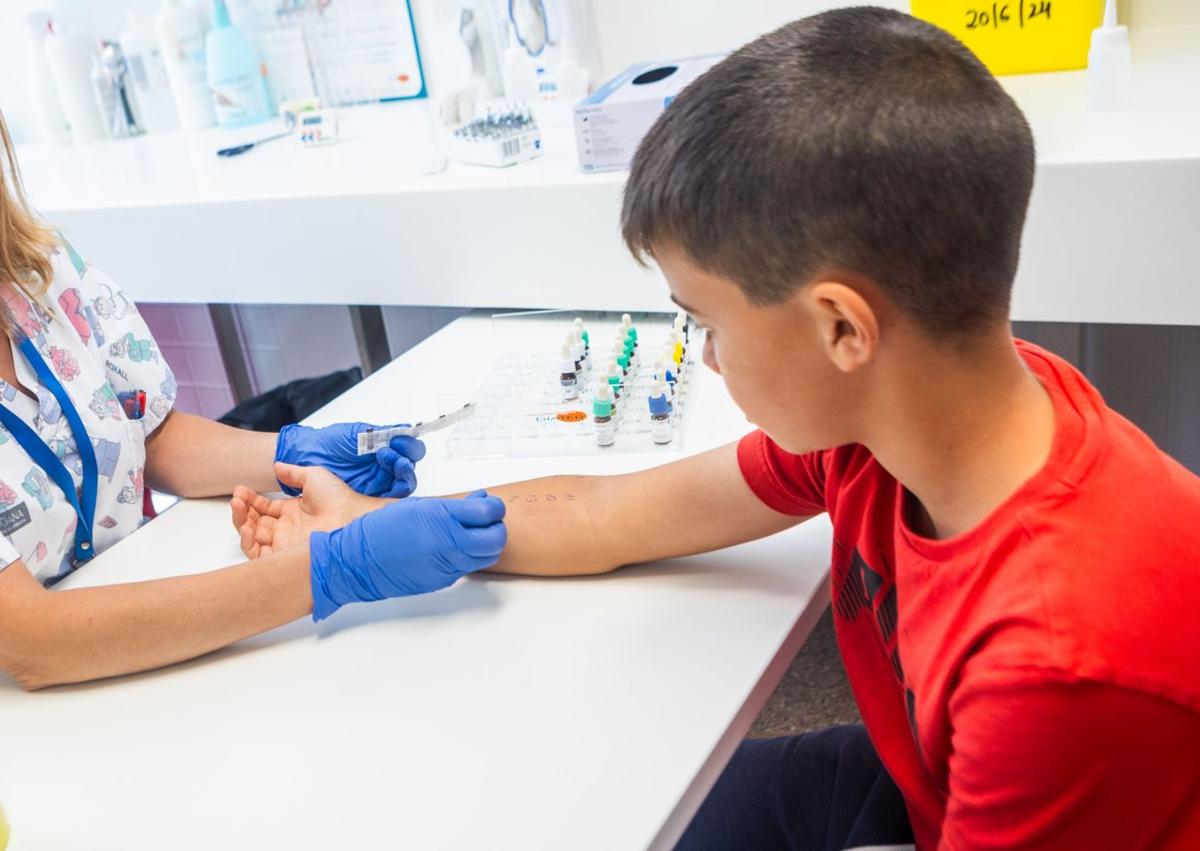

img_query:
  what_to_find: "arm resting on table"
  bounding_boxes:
[0,549,311,691]
[476,441,806,576]
[233,441,806,578]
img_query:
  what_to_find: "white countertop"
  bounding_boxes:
[14,26,1200,323]
[0,312,833,850]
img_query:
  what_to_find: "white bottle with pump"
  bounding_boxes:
[25,13,71,145]
[44,19,107,144]
[122,10,180,134]
[156,0,215,131]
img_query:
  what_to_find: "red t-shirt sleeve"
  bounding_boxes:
[736,430,829,517]
[941,672,1200,850]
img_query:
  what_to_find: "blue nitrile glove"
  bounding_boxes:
[275,423,427,498]
[308,490,507,621]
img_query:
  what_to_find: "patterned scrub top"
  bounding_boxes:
[0,240,175,586]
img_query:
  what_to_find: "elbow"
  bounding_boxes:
[4,657,55,692]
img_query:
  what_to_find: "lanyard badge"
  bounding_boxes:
[0,338,99,563]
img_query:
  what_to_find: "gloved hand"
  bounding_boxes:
[275,422,426,498]
[308,490,507,621]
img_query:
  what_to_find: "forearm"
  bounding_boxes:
[456,443,805,576]
[2,550,311,690]
[334,477,614,576]
[472,477,614,576]
[146,411,278,497]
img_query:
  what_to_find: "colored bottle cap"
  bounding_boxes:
[593,385,613,416]
[648,391,670,415]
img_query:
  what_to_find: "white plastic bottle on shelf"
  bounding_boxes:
[501,22,537,102]
[25,12,71,145]
[121,10,181,133]
[554,35,590,103]
[156,0,215,131]
[44,19,107,144]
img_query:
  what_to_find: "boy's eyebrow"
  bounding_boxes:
[669,294,701,316]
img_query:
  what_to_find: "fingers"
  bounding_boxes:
[273,462,310,493]
[442,493,507,560]
[388,435,426,463]
[374,448,417,498]
[238,515,260,560]
[231,495,248,530]
[254,514,277,547]
[250,490,284,519]
[443,492,506,527]
[235,483,286,520]
[457,521,508,560]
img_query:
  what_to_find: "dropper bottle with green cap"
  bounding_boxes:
[593,384,616,447]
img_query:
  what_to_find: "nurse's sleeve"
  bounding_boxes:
[63,247,177,438]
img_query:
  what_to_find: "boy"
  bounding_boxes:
[234,7,1200,848]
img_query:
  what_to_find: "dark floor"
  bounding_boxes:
[749,609,860,738]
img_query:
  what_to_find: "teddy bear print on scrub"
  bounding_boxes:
[47,346,81,381]
[92,282,135,323]
[22,468,53,511]
[118,467,144,506]
[0,288,51,341]
[58,287,107,348]
[108,332,159,364]
[89,385,124,421]
[0,479,20,510]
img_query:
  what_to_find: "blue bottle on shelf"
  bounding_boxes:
[205,0,271,128]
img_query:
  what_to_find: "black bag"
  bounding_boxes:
[218,367,363,432]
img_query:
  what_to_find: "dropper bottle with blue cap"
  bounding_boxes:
[206,0,271,128]
[649,382,672,445]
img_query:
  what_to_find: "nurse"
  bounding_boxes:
[0,115,507,690]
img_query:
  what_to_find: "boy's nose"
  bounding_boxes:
[703,335,721,375]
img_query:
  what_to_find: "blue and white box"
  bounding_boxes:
[573,53,726,174]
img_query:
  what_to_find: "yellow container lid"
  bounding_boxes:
[911,1,1105,75]
[0,800,9,850]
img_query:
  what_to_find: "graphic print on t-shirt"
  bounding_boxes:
[835,544,920,746]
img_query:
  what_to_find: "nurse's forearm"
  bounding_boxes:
[0,550,311,690]
[146,411,279,496]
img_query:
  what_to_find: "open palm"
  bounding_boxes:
[231,462,388,558]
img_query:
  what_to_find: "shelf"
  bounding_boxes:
[15,26,1200,323]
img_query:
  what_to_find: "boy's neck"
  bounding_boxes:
[865,330,1056,541]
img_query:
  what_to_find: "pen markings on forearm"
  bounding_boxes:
[505,494,576,504]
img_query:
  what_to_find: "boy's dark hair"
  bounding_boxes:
[621,6,1035,336]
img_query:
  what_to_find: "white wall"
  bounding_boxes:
[4,0,1196,143]
[591,0,906,77]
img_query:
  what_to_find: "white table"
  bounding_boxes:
[0,313,833,851]
[14,25,1200,324]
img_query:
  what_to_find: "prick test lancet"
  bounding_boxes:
[356,403,476,455]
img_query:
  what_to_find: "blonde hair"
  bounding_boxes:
[0,111,58,315]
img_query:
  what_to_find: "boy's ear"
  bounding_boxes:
[805,280,880,373]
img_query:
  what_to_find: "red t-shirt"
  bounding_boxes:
[738,341,1200,850]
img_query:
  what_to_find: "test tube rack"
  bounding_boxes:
[446,314,699,459]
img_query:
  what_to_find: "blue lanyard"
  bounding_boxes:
[0,338,99,563]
